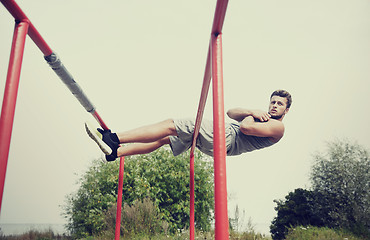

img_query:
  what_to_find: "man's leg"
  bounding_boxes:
[117,136,171,157]
[86,119,177,160]
[117,119,177,144]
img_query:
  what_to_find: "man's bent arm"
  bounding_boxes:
[227,108,271,122]
[240,116,284,142]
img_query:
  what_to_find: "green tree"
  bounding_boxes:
[270,139,370,240]
[63,148,214,238]
[270,188,323,240]
[310,139,370,236]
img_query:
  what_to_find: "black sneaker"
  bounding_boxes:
[105,153,118,162]
[85,122,119,161]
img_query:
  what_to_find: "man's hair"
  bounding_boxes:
[271,90,292,108]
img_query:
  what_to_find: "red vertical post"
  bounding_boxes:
[92,111,124,240]
[211,33,229,240]
[115,156,125,240]
[189,48,212,240]
[0,20,29,211]
[189,153,195,239]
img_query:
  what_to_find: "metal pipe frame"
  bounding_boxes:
[211,33,229,240]
[189,0,229,239]
[0,1,125,239]
[1,0,52,55]
[0,19,29,212]
[1,0,230,239]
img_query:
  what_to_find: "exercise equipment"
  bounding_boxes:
[0,1,230,239]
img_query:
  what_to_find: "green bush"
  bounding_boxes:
[285,226,366,240]
[271,139,370,240]
[63,148,214,238]
[230,231,271,240]
[104,198,169,238]
[123,148,214,232]
[310,139,370,231]
[270,188,324,239]
[0,229,71,240]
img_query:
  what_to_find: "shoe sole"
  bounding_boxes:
[85,122,112,155]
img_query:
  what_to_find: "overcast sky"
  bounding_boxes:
[1,0,369,235]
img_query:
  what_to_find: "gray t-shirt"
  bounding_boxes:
[226,123,275,156]
[169,119,275,157]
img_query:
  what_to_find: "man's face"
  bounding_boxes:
[268,95,289,120]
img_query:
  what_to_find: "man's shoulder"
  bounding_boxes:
[268,119,285,142]
[269,119,285,127]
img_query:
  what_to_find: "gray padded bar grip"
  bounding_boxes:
[44,52,95,113]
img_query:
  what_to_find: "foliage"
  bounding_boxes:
[63,148,214,238]
[270,139,370,240]
[0,229,71,240]
[270,188,323,240]
[228,205,270,240]
[229,204,256,233]
[285,226,364,240]
[229,232,272,240]
[104,198,169,238]
[81,229,271,240]
[310,139,370,235]
[63,159,118,238]
[0,226,272,240]
[121,148,214,232]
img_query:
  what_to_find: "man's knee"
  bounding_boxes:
[163,119,177,135]
[159,136,171,145]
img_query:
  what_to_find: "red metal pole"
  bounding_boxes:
[91,111,123,240]
[189,2,228,238]
[115,156,125,240]
[1,2,126,237]
[1,0,53,56]
[211,33,229,240]
[91,110,109,131]
[0,20,29,211]
[211,0,229,35]
[189,47,212,240]
[189,153,195,239]
[91,110,124,240]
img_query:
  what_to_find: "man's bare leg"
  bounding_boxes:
[85,119,177,160]
[117,119,177,144]
[117,136,171,157]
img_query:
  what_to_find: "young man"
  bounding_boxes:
[86,90,292,161]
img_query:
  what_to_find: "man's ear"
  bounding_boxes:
[284,108,290,115]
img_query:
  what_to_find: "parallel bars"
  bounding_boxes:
[0,1,230,239]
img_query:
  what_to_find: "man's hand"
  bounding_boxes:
[227,108,271,122]
[240,115,285,142]
[251,110,271,122]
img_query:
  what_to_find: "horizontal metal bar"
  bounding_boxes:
[1,0,53,56]
[44,53,95,113]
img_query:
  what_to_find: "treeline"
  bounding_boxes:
[270,139,369,240]
[62,139,369,239]
[63,148,214,239]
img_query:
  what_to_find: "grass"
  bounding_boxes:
[85,230,272,240]
[0,228,71,240]
[1,229,271,240]
[285,226,368,240]
[1,226,366,240]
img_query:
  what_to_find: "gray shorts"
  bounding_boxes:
[169,119,234,156]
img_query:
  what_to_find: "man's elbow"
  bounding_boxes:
[240,123,253,135]
[226,109,235,119]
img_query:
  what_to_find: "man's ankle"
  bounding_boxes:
[110,132,119,143]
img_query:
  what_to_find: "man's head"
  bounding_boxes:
[268,90,292,120]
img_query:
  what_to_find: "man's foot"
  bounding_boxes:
[85,122,119,161]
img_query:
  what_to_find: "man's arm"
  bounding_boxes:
[239,116,284,142]
[227,108,271,122]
